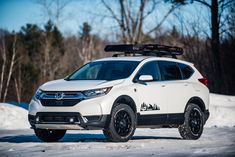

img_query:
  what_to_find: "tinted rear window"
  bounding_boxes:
[178,63,194,79]
[158,61,182,80]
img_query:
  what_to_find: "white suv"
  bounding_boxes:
[28,44,210,142]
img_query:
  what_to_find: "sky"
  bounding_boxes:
[0,0,106,34]
[0,0,210,38]
[0,0,37,30]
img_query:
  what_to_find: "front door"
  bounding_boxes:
[134,61,167,125]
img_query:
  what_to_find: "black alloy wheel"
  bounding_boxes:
[103,103,136,142]
[114,110,132,137]
[178,103,204,140]
[189,108,202,135]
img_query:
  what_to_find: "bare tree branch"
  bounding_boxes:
[143,0,158,19]
[101,0,122,26]
[36,0,71,26]
[194,0,211,8]
[145,3,178,36]
[3,34,17,102]
[0,34,6,100]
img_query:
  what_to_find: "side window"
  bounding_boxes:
[158,61,182,80]
[135,61,160,81]
[178,63,194,79]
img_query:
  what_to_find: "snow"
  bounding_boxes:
[205,94,235,127]
[0,103,30,130]
[0,94,235,156]
[0,128,234,157]
[0,93,235,129]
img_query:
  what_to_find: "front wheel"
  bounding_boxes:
[34,129,66,142]
[103,103,136,142]
[178,103,204,140]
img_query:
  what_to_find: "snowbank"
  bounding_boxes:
[0,93,234,129]
[205,94,235,127]
[0,103,30,130]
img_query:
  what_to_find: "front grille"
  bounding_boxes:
[40,99,81,106]
[39,91,84,106]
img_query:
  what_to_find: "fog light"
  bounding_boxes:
[36,116,39,122]
[69,118,74,123]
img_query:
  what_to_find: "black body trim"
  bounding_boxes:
[29,112,185,130]
[28,112,110,129]
[113,95,137,113]
[137,113,184,126]
[185,97,206,112]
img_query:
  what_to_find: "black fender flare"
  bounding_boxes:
[112,95,137,113]
[103,95,137,128]
[184,97,206,113]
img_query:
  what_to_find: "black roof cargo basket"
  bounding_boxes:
[104,44,183,58]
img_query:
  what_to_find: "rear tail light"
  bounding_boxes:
[198,78,208,86]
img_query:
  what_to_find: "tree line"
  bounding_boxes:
[0,0,234,103]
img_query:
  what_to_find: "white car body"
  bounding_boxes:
[28,56,209,131]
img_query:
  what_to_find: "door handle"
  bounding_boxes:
[161,84,166,87]
[184,83,188,86]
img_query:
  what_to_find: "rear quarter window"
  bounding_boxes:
[158,61,182,80]
[178,63,194,79]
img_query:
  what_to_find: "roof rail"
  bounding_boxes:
[104,44,183,58]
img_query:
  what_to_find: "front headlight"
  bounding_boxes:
[83,87,112,98]
[33,89,43,100]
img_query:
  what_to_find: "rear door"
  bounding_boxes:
[158,61,193,114]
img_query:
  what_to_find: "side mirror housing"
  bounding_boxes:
[139,75,153,81]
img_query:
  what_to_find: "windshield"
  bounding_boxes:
[66,61,140,81]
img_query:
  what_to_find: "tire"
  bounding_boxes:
[178,103,204,140]
[103,103,136,142]
[34,129,66,142]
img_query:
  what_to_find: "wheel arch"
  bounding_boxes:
[112,95,137,113]
[185,97,206,113]
[103,95,137,129]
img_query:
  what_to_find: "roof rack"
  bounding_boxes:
[104,44,183,59]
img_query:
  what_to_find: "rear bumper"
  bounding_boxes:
[28,112,110,130]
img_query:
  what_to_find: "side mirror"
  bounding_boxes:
[139,75,153,81]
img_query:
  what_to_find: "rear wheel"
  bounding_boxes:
[103,103,136,142]
[178,103,204,140]
[34,129,66,142]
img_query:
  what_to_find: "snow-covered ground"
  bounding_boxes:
[0,128,234,157]
[206,94,235,127]
[0,93,235,129]
[0,103,30,130]
[0,94,235,157]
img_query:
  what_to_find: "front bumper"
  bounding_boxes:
[28,112,110,130]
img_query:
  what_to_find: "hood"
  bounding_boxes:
[40,79,124,91]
